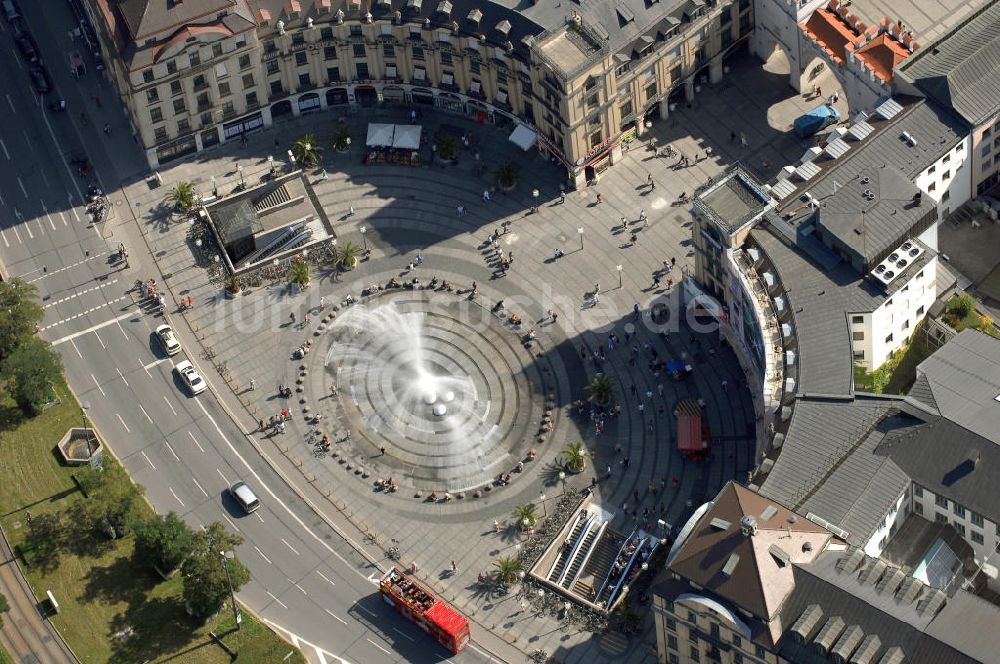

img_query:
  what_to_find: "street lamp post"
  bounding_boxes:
[540,493,547,518]
[531,188,539,214]
[237,165,245,189]
[360,226,368,252]
[559,470,566,495]
[81,400,93,455]
[220,550,242,630]
[211,175,218,198]
[577,227,584,251]
[617,264,623,289]
[268,155,275,177]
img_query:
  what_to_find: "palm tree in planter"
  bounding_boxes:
[435,133,459,162]
[512,503,538,530]
[224,275,241,297]
[292,134,322,167]
[338,242,361,271]
[584,374,613,405]
[493,555,524,585]
[334,126,351,152]
[615,602,641,633]
[564,441,587,473]
[288,259,310,289]
[165,181,196,212]
[496,163,519,191]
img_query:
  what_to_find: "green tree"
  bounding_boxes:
[949,293,976,318]
[288,259,310,288]
[0,278,43,361]
[334,126,351,151]
[0,590,9,629]
[338,241,361,270]
[615,602,640,632]
[165,181,196,211]
[435,133,458,160]
[564,441,587,472]
[584,374,613,405]
[182,522,250,619]
[1,337,62,414]
[512,503,538,529]
[133,512,196,575]
[73,461,145,539]
[292,134,322,167]
[496,163,519,189]
[492,555,523,585]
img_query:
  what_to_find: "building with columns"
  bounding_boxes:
[85,0,754,176]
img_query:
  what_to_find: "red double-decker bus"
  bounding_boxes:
[379,567,471,653]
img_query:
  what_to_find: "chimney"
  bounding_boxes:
[740,515,758,537]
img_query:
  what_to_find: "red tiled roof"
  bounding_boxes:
[801,8,856,63]
[856,33,910,83]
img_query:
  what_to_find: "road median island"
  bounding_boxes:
[0,379,304,664]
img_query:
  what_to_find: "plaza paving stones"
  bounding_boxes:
[121,56,813,663]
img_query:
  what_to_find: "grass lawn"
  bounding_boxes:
[854,328,934,395]
[0,380,304,664]
[943,296,1000,339]
[0,644,12,664]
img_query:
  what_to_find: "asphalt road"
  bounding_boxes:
[0,5,495,663]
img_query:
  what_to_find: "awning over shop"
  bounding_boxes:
[508,124,537,151]
[392,124,422,150]
[366,123,395,147]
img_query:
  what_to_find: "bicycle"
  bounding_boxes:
[386,546,401,561]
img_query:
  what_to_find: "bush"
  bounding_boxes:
[949,293,975,319]
[1,337,62,414]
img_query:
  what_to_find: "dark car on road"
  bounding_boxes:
[15,32,38,63]
[28,66,50,93]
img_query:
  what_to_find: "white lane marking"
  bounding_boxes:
[254,545,272,564]
[169,487,184,507]
[280,538,300,556]
[164,440,180,461]
[191,477,208,497]
[90,374,106,396]
[255,511,264,524]
[43,280,119,309]
[188,431,205,453]
[9,224,20,244]
[144,358,167,371]
[140,357,151,377]
[116,413,130,432]
[68,338,82,359]
[40,170,50,190]
[141,451,156,470]
[41,200,54,229]
[222,514,241,533]
[58,210,68,226]
[138,403,153,424]
[324,608,346,625]
[357,606,377,619]
[216,468,230,486]
[115,316,129,341]
[17,176,26,198]
[265,592,288,610]
[393,627,416,642]
[40,296,131,330]
[288,579,307,596]
[0,139,8,159]
[366,638,390,656]
[49,310,134,344]
[116,366,129,388]
[28,254,103,283]
[0,229,7,247]
[162,395,177,416]
[316,570,336,587]
[5,94,14,113]
[263,622,347,664]
[93,330,106,349]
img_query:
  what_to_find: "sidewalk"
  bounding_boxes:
[0,526,77,664]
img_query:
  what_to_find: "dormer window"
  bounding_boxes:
[437,0,452,17]
[496,19,511,36]
[467,8,482,23]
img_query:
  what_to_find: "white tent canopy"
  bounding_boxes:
[508,124,537,151]
[392,124,422,150]
[366,123,395,147]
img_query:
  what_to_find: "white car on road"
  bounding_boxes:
[155,324,182,356]
[174,360,207,395]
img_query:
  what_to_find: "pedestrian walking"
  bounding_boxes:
[620,216,628,231]
[705,146,713,158]
[559,192,566,204]
[596,193,604,204]
[483,189,491,202]
[457,204,466,216]
[380,446,386,456]
[494,519,500,533]
[833,91,840,103]
[639,209,647,222]
[290,312,296,324]
[451,560,458,572]
[606,464,612,479]
[249,378,257,391]
[320,296,326,309]
[740,132,748,148]
[651,274,661,288]
[816,85,822,98]
[103,123,110,135]
[321,168,328,179]
[502,220,510,233]
[721,379,728,392]
[188,295,193,308]
[347,206,355,217]
[646,173,653,186]
[730,130,737,142]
